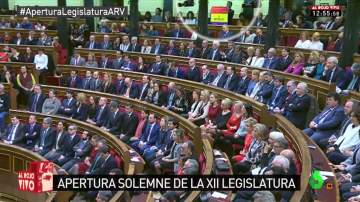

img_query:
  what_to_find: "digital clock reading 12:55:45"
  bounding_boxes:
[309,5,342,17]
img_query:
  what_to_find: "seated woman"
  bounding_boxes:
[241,123,269,168]
[148,82,166,107]
[71,93,89,121]
[178,42,187,57]
[214,101,244,156]
[244,46,255,66]
[284,52,305,75]
[307,32,324,51]
[154,128,184,174]
[232,117,258,163]
[294,31,311,49]
[200,98,232,139]
[169,89,188,115]
[101,72,115,94]
[250,48,265,67]
[85,53,98,68]
[303,51,323,79]
[184,90,201,119]
[327,108,360,165]
[140,40,152,54]
[205,93,221,124]
[86,96,98,120]
[188,90,210,126]
[42,89,61,115]
[137,56,149,73]
[233,104,254,146]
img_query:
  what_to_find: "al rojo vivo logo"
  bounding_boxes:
[18,161,54,192]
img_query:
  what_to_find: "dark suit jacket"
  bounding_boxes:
[253,35,266,44]
[99,41,113,50]
[220,31,234,39]
[62,134,81,158]
[207,49,221,61]
[138,83,149,100]
[129,44,141,52]
[115,79,125,95]
[72,103,89,121]
[187,67,201,82]
[28,93,47,113]
[37,127,56,153]
[24,38,38,45]
[276,56,293,71]
[201,72,214,85]
[12,37,25,45]
[52,131,67,151]
[149,62,167,75]
[119,113,139,138]
[73,139,92,159]
[200,47,210,59]
[140,123,160,147]
[99,58,113,69]
[222,48,235,62]
[67,76,82,89]
[3,123,25,145]
[90,78,103,91]
[81,77,93,90]
[268,86,288,109]
[84,41,100,49]
[24,123,41,148]
[312,106,345,132]
[236,76,251,95]
[212,73,228,88]
[186,48,199,58]
[120,83,139,99]
[166,47,179,56]
[99,155,117,174]
[120,61,138,71]
[262,57,280,69]
[285,94,311,129]
[256,82,273,104]
[102,83,116,94]
[87,153,105,174]
[58,98,77,116]
[92,106,110,127]
[112,58,124,69]
[223,74,239,92]
[322,67,347,90]
[150,91,166,107]
[106,111,122,134]
[171,29,185,38]
[168,68,185,79]
[150,45,165,55]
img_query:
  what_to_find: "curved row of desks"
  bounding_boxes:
[50,67,314,201]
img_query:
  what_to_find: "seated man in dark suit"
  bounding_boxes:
[138,75,150,101]
[93,145,117,175]
[236,67,251,95]
[118,104,139,144]
[99,54,112,69]
[171,23,185,38]
[58,90,77,117]
[276,48,293,71]
[66,70,82,89]
[253,28,266,44]
[131,113,160,154]
[321,56,347,90]
[24,115,41,149]
[219,25,234,39]
[262,48,279,70]
[99,34,113,50]
[148,55,167,75]
[130,36,141,52]
[150,38,165,55]
[187,58,201,82]
[255,72,274,104]
[84,35,100,49]
[120,54,137,71]
[44,121,66,160]
[114,73,125,95]
[166,40,179,56]
[210,64,227,88]
[112,51,124,69]
[102,101,122,135]
[1,116,24,146]
[81,71,93,90]
[220,41,235,62]
[61,130,92,171]
[34,117,56,156]
[268,76,288,111]
[120,78,139,99]
[200,40,210,59]
[87,97,110,127]
[223,66,239,92]
[201,65,214,85]
[53,125,81,166]
[28,84,47,113]
[167,63,185,79]
[186,41,199,58]
[303,92,346,145]
[89,71,103,92]
[207,40,222,61]
[85,142,106,175]
[69,52,86,66]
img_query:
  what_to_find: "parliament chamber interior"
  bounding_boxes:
[0,0,359,201]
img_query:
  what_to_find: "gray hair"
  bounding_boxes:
[298,82,308,92]
[253,191,276,202]
[351,63,360,71]
[183,159,199,175]
[274,137,289,149]
[43,117,52,125]
[327,56,338,65]
[269,131,284,140]
[272,155,290,171]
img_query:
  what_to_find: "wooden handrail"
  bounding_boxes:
[0,28,58,38]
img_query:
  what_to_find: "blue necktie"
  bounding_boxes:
[7,125,15,141]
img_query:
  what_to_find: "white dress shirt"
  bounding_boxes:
[34,53,48,70]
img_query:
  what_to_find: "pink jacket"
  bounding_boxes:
[285,63,304,75]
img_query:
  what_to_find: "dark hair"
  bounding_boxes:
[243,103,253,118]
[327,92,341,104]
[233,161,251,174]
[274,76,285,84]
[168,117,179,128]
[351,106,360,121]
[186,11,195,19]
[270,165,287,175]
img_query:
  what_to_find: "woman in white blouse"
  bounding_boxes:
[250,48,265,67]
[184,11,197,25]
[245,46,255,65]
[188,90,210,125]
[307,32,324,51]
[140,39,152,54]
[326,109,360,164]
[294,31,311,49]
